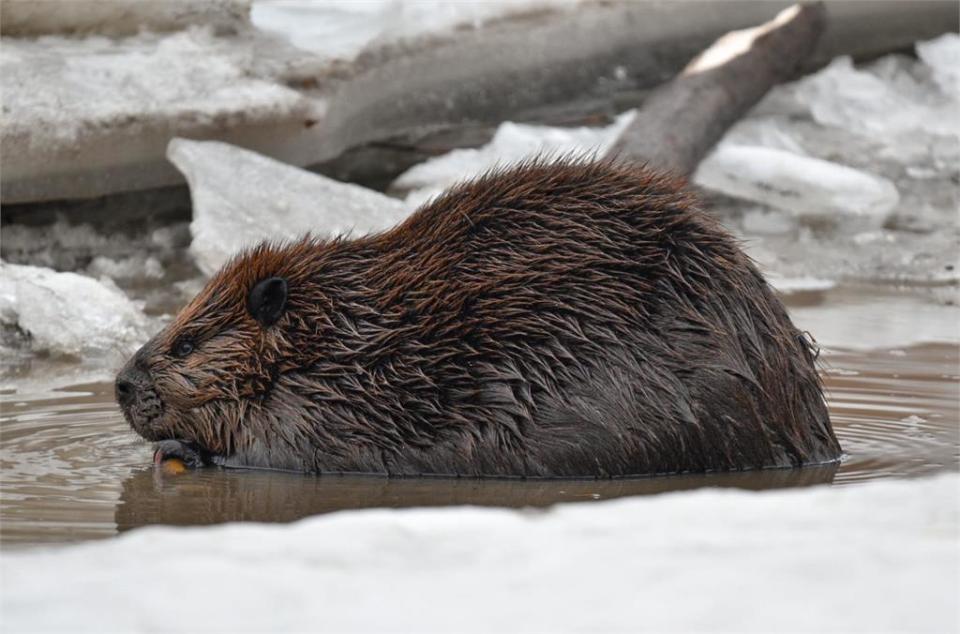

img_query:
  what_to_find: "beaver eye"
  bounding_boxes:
[172,338,195,358]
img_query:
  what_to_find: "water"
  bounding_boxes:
[1,287,957,550]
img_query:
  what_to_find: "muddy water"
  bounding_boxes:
[1,286,957,550]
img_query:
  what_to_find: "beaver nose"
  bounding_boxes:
[116,376,135,406]
[115,362,148,407]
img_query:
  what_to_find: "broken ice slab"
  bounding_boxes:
[694,145,900,228]
[167,139,411,276]
[0,263,151,360]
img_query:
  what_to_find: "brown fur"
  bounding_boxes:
[117,159,842,476]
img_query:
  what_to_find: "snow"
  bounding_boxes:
[0,263,150,359]
[168,138,411,276]
[1,473,956,633]
[250,0,580,61]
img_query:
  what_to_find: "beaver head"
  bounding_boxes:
[115,240,321,464]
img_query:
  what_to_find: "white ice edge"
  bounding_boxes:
[2,473,957,633]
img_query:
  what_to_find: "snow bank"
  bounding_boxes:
[0,263,150,359]
[2,474,956,633]
[168,139,411,276]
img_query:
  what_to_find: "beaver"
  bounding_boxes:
[116,159,842,477]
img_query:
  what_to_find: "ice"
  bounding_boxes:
[714,116,808,155]
[694,145,900,228]
[916,33,960,98]
[788,57,957,138]
[250,0,579,61]
[167,138,412,276]
[0,263,151,359]
[393,111,635,206]
[86,255,164,281]
[740,207,797,235]
[1,474,956,632]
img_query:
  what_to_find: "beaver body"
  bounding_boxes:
[116,160,841,476]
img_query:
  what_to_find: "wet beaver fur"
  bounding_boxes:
[116,159,841,477]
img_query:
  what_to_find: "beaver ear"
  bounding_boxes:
[248,277,288,327]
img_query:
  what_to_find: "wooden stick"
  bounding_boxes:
[605,3,827,177]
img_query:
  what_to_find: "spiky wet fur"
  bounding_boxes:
[122,159,841,476]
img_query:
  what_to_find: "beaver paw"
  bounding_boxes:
[153,439,210,469]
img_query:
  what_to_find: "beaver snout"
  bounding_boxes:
[115,359,164,438]
[115,363,148,408]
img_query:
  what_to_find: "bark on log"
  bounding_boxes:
[606,3,827,177]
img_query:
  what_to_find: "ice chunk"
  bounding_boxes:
[695,145,899,227]
[718,116,808,156]
[777,56,959,139]
[392,111,635,204]
[916,33,960,98]
[0,263,150,359]
[167,139,411,276]
[87,255,164,281]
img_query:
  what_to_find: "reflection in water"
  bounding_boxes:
[114,462,838,534]
[2,337,957,549]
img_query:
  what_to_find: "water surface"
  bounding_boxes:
[2,287,957,550]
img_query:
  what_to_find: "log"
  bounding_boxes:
[606,3,827,177]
